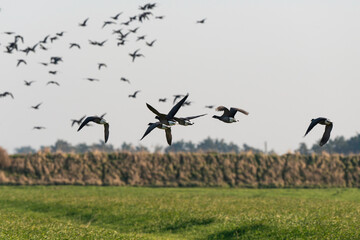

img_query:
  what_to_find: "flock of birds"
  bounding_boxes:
[0,3,333,148]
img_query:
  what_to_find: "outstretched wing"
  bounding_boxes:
[182,113,207,120]
[77,116,97,131]
[140,122,161,140]
[167,94,189,119]
[229,107,249,117]
[146,103,164,117]
[320,123,333,146]
[304,117,326,136]
[165,128,172,145]
[104,123,109,143]
[215,106,230,117]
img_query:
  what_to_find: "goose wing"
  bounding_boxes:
[140,122,161,140]
[215,106,230,117]
[229,107,249,117]
[165,128,172,145]
[146,103,165,118]
[167,94,189,119]
[104,123,109,143]
[304,117,326,136]
[320,123,333,146]
[77,116,99,131]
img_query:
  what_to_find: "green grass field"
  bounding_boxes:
[0,187,359,239]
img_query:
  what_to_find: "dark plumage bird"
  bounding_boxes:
[98,63,107,70]
[129,27,139,33]
[14,35,24,43]
[212,106,249,123]
[128,90,140,98]
[174,114,207,126]
[50,36,58,43]
[49,71,57,75]
[137,35,146,41]
[71,115,86,127]
[102,21,116,28]
[158,98,167,102]
[56,31,65,37]
[111,12,122,20]
[146,94,189,126]
[46,81,60,86]
[120,77,130,84]
[50,56,62,65]
[31,102,42,110]
[172,94,185,104]
[24,80,35,86]
[0,91,14,99]
[141,94,189,145]
[155,16,165,19]
[39,35,50,44]
[196,18,206,24]
[129,49,144,62]
[33,126,45,130]
[85,78,99,82]
[205,105,214,109]
[304,117,333,146]
[39,62,48,66]
[141,122,172,145]
[77,116,109,143]
[69,43,81,49]
[146,40,156,47]
[17,59,27,67]
[79,18,89,27]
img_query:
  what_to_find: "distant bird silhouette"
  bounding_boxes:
[89,40,107,46]
[49,71,57,75]
[172,94,185,104]
[205,105,214,109]
[121,20,131,26]
[158,98,167,102]
[304,117,333,146]
[155,16,165,19]
[128,90,140,98]
[79,18,89,27]
[33,126,45,130]
[111,12,122,20]
[137,35,146,41]
[98,63,107,70]
[39,62,48,66]
[78,116,109,143]
[24,80,35,86]
[183,101,192,106]
[129,49,144,62]
[146,40,156,47]
[102,21,116,29]
[46,81,60,86]
[50,36,58,43]
[14,35,24,43]
[85,78,99,82]
[56,31,65,37]
[17,59,27,67]
[196,18,206,24]
[129,27,139,33]
[138,12,152,22]
[0,91,14,99]
[39,44,47,51]
[31,103,42,110]
[120,77,130,84]
[212,106,249,123]
[69,43,81,49]
[3,31,15,35]
[174,114,207,126]
[50,56,62,65]
[39,35,50,44]
[71,115,86,127]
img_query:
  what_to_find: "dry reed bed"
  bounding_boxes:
[0,147,359,187]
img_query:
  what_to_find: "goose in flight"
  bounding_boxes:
[78,116,109,143]
[174,114,207,126]
[304,117,333,146]
[141,122,172,145]
[212,106,249,123]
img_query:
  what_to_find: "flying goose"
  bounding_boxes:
[78,116,109,143]
[212,106,249,123]
[304,117,333,146]
[174,114,207,126]
[140,122,172,145]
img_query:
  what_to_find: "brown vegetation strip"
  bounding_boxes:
[1,147,360,187]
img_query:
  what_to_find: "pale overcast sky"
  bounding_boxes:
[1,0,360,153]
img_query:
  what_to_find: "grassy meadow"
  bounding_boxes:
[0,186,359,239]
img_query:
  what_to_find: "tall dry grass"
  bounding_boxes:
[1,150,360,187]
